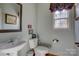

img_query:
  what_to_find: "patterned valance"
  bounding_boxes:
[49,3,74,12]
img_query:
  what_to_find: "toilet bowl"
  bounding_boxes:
[29,38,49,56]
[35,46,49,56]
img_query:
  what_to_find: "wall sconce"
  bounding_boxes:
[52,38,59,43]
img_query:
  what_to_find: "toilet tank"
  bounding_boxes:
[29,38,38,49]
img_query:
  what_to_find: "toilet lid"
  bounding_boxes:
[35,46,49,51]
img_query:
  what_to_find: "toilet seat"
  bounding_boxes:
[28,38,49,56]
[35,46,49,50]
[34,46,49,56]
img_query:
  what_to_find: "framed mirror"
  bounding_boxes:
[0,3,22,33]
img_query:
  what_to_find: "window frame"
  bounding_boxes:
[53,10,69,29]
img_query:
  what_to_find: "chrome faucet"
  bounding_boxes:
[8,39,14,43]
[8,39,14,45]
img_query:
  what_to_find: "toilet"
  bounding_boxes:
[29,38,49,56]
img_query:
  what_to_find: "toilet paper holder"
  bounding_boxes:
[52,39,59,43]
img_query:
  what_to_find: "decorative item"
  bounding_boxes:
[28,25,32,28]
[5,14,17,24]
[28,25,33,34]
[28,29,33,34]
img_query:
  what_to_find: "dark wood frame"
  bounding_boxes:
[0,3,22,33]
[5,14,17,24]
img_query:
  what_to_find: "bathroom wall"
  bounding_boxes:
[0,3,36,55]
[0,3,76,55]
[37,3,76,54]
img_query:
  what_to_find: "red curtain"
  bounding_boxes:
[49,3,74,12]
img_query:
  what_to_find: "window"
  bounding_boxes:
[54,9,69,29]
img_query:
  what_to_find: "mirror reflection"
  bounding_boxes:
[0,3,22,32]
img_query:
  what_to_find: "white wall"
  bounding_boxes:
[0,3,36,56]
[19,3,36,55]
[37,3,76,55]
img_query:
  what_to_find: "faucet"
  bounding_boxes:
[8,39,14,45]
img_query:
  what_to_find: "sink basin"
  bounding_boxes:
[0,40,26,52]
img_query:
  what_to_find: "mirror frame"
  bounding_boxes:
[0,3,22,33]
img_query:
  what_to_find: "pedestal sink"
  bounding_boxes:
[0,40,26,56]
